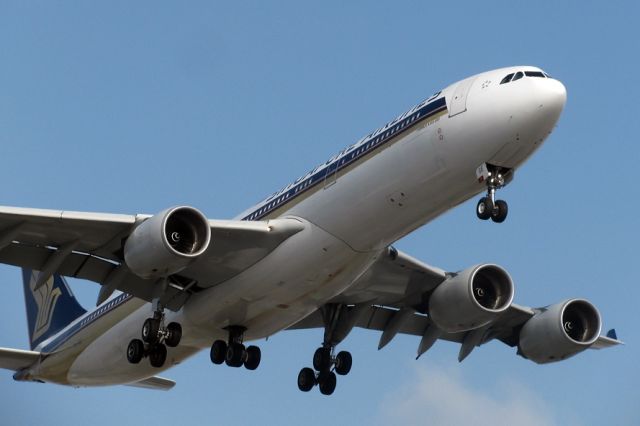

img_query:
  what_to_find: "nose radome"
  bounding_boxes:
[543,78,567,112]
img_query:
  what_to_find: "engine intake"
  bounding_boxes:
[518,299,601,364]
[429,264,514,333]
[124,206,211,279]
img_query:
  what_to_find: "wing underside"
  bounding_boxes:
[288,247,622,362]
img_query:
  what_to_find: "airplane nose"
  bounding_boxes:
[486,75,567,168]
[543,78,567,113]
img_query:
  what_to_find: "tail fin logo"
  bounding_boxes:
[29,273,62,341]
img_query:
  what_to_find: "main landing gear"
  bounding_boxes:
[298,303,358,396]
[297,345,352,395]
[126,307,182,368]
[476,165,509,223]
[209,326,261,370]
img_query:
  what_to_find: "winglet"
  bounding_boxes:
[591,329,624,349]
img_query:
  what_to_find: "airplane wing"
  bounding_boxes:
[0,347,40,371]
[288,247,622,362]
[0,206,304,310]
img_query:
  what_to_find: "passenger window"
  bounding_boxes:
[512,71,524,81]
[500,73,514,84]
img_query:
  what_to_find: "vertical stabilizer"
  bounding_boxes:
[21,269,87,350]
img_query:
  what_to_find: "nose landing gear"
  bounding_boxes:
[476,164,510,223]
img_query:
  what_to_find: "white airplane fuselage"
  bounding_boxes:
[25,66,567,386]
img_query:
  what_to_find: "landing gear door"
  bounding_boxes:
[448,76,477,117]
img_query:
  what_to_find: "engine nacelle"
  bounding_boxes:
[518,299,601,364]
[124,206,211,279]
[429,264,514,333]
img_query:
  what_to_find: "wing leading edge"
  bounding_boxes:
[0,205,305,310]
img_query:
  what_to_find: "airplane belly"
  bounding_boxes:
[183,220,376,339]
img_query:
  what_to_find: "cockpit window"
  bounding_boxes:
[501,70,551,85]
[525,71,545,78]
[500,73,514,84]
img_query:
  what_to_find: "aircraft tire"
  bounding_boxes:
[476,197,492,220]
[142,318,160,344]
[334,351,352,376]
[491,200,508,223]
[225,342,245,367]
[127,339,144,364]
[244,345,261,370]
[149,343,167,368]
[297,367,316,392]
[318,371,337,396]
[165,322,182,347]
[210,340,227,364]
[313,347,331,371]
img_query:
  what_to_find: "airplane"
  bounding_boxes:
[0,66,621,395]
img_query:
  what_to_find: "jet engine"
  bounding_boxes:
[124,206,211,279]
[518,299,601,364]
[429,264,514,333]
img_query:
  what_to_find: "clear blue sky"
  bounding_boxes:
[0,2,637,425]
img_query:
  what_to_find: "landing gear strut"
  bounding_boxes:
[298,304,356,396]
[126,302,182,368]
[210,326,261,370]
[476,164,510,223]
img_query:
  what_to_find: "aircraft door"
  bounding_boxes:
[448,76,477,117]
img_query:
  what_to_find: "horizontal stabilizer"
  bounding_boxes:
[125,376,176,391]
[0,347,40,371]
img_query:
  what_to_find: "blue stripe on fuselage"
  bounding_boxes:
[40,293,134,353]
[242,96,447,221]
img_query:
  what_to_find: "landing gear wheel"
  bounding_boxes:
[149,343,167,368]
[476,197,492,220]
[313,347,331,371]
[244,345,261,370]
[165,322,182,347]
[297,367,316,392]
[127,339,144,364]
[317,371,337,395]
[142,318,160,344]
[225,342,246,368]
[210,340,227,365]
[491,200,508,223]
[334,351,352,376]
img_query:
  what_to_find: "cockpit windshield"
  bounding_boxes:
[525,71,545,77]
[500,70,549,84]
